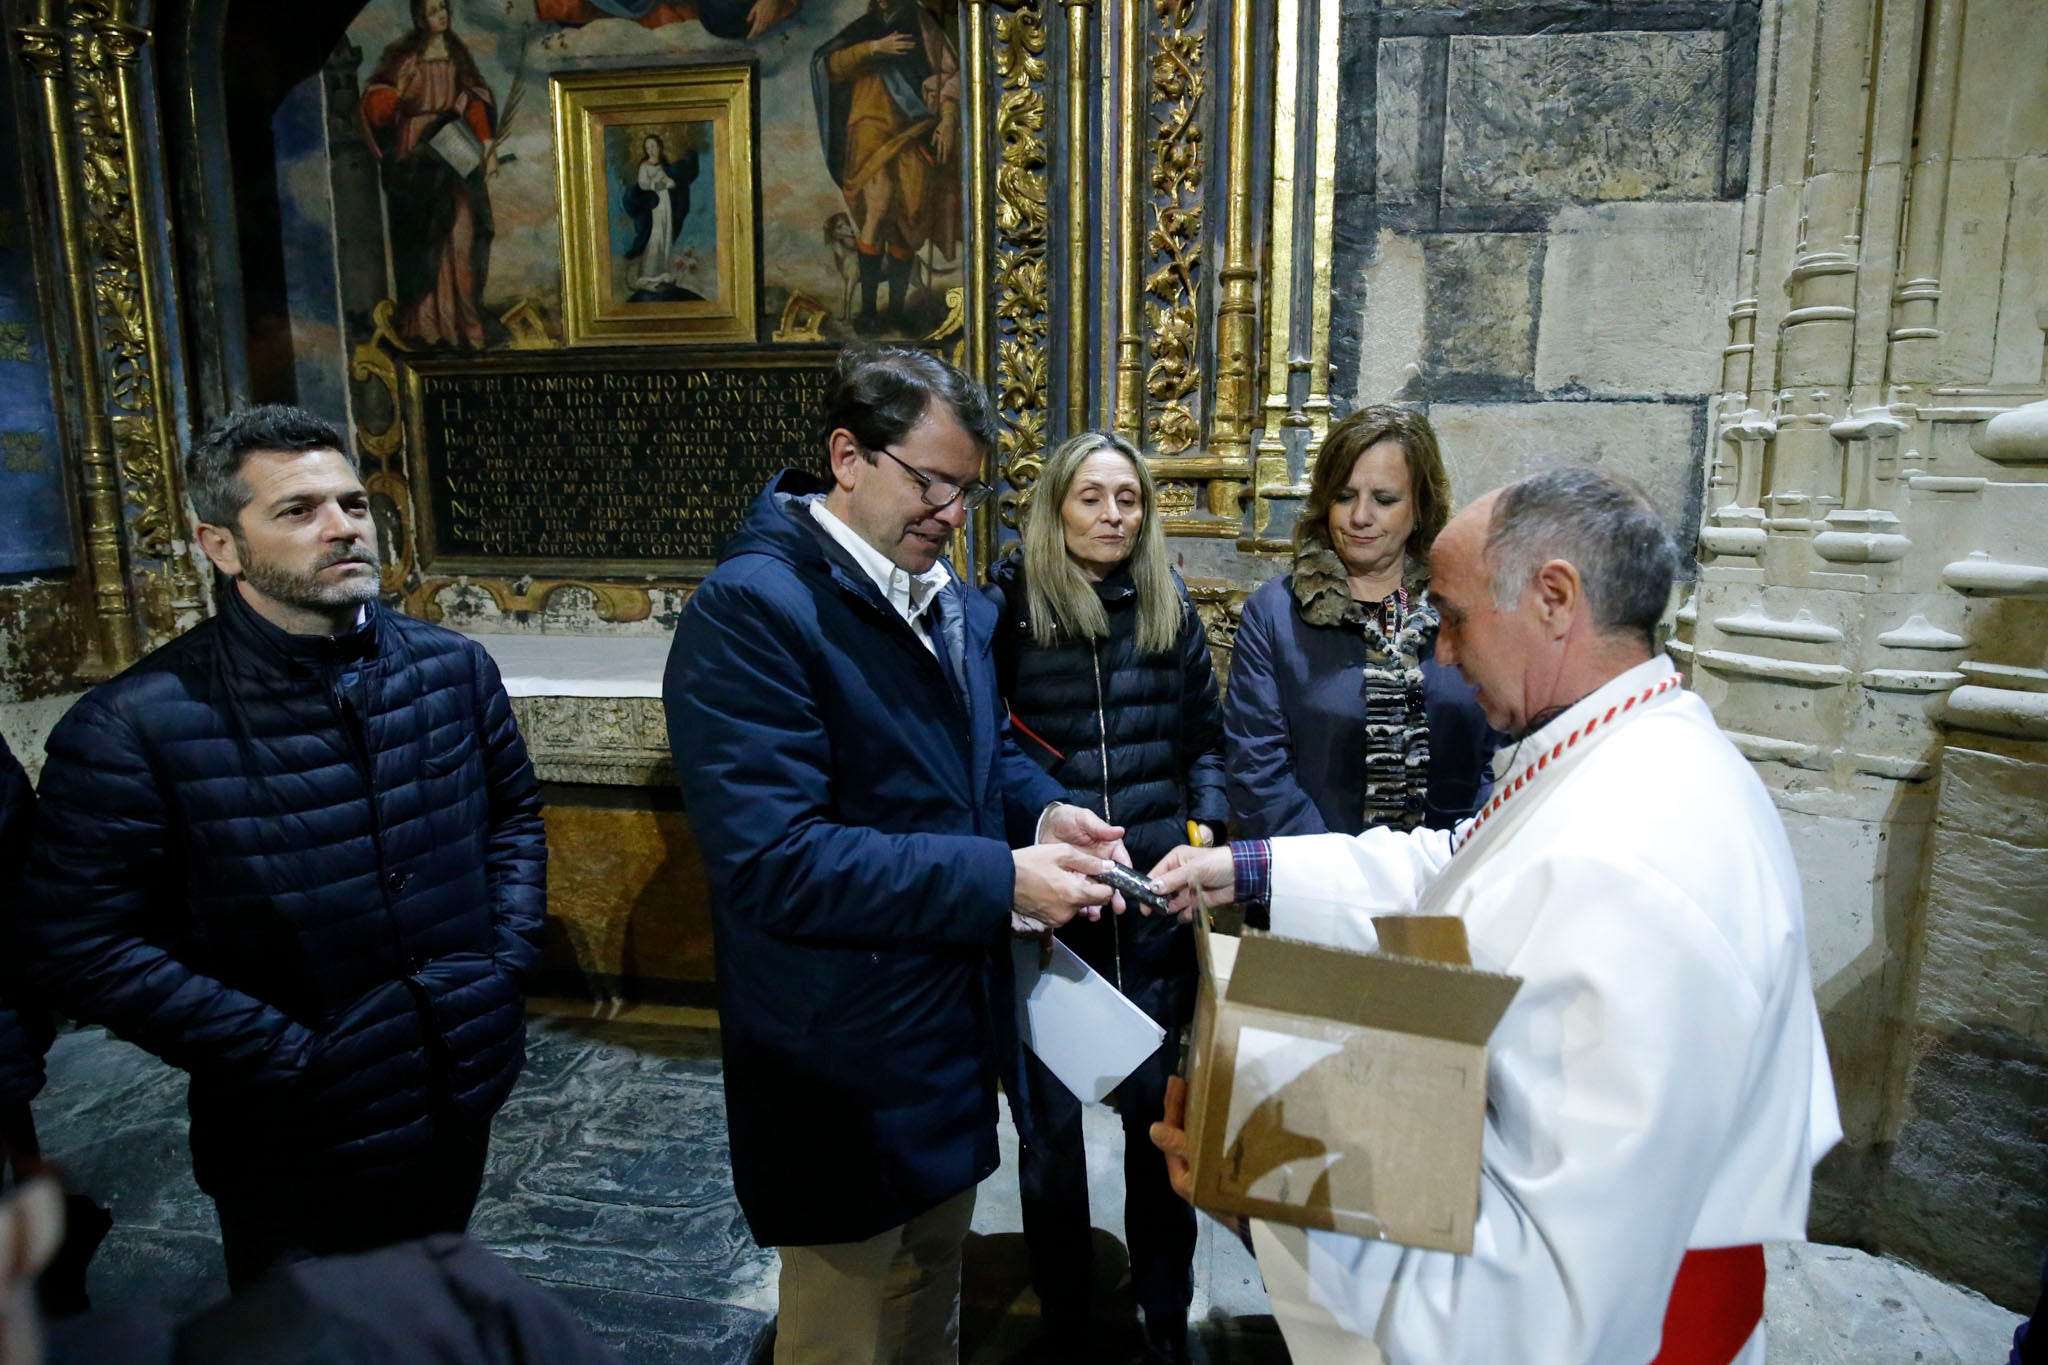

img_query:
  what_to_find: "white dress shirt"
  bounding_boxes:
[809,499,948,657]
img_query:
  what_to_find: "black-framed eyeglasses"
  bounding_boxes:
[872,446,996,512]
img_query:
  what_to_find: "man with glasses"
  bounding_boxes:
[666,343,1127,1364]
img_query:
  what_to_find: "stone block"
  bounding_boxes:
[1951,0,2048,162]
[1535,202,1743,397]
[1917,827,2048,1030]
[1878,744,2048,1311]
[1992,155,2048,385]
[1423,233,1541,385]
[1350,228,1426,402]
[1883,1019,2048,1311]
[1937,158,2014,387]
[1375,37,1429,204]
[1442,32,1728,206]
[1424,399,1701,528]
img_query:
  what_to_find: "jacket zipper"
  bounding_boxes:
[333,675,452,1125]
[1090,642,1123,993]
[330,677,409,975]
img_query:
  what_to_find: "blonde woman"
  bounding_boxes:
[985,430,1224,1364]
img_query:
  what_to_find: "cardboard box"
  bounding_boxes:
[1182,913,1521,1254]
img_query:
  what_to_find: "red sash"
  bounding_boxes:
[1650,1244,1765,1365]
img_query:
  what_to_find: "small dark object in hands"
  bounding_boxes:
[1089,863,1172,915]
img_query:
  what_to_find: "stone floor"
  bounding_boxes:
[30,1013,2030,1363]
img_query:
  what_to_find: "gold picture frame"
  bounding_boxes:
[552,64,757,347]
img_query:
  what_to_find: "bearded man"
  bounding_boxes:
[1151,467,1840,1365]
[19,405,546,1292]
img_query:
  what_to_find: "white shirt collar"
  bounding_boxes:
[1490,654,1678,783]
[808,498,950,623]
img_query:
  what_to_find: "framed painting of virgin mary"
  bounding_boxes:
[552,64,757,345]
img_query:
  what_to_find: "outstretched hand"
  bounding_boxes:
[746,0,801,38]
[1146,844,1236,923]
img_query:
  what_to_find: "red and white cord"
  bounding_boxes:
[1453,674,1686,855]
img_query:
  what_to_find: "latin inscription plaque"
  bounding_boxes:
[400,349,837,575]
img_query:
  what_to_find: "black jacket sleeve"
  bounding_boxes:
[472,647,547,979]
[17,701,313,1091]
[1175,588,1229,830]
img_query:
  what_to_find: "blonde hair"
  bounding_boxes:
[1021,431,1180,655]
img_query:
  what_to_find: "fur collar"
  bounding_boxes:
[1290,540,1431,628]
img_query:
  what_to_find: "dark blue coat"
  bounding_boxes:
[18,584,546,1198]
[1223,572,1498,838]
[0,735,52,1107]
[666,472,1064,1248]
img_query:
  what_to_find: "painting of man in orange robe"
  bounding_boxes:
[810,0,960,331]
[359,0,497,349]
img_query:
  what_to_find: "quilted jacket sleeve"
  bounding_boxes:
[472,647,547,979]
[18,699,313,1090]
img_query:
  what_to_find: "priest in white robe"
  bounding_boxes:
[1149,466,1842,1365]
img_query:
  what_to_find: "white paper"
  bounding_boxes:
[430,118,484,177]
[1012,936,1167,1104]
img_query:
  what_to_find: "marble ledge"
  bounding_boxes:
[1696,649,1852,689]
[473,634,674,788]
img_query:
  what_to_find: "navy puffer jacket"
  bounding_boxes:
[985,556,1226,872]
[18,584,546,1197]
[0,736,53,1106]
[984,556,1226,1026]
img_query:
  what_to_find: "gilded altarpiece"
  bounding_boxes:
[6,0,206,680]
[3,0,1358,673]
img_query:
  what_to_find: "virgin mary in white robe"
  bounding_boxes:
[1247,656,1842,1365]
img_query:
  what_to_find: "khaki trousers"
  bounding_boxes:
[775,1186,979,1365]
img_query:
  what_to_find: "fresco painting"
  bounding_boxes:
[0,64,72,575]
[320,0,961,352]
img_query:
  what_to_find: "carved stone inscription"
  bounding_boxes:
[403,351,835,574]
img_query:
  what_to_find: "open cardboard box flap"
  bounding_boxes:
[1186,912,1522,1253]
[1222,918,1520,1048]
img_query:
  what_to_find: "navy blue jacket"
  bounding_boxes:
[1224,573,1498,838]
[18,584,546,1197]
[666,472,1064,1247]
[0,735,52,1107]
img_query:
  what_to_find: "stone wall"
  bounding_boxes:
[1675,0,2048,1308]
[1326,0,1756,531]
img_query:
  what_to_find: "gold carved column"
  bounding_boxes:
[9,0,202,669]
[968,0,1351,559]
[987,0,1051,530]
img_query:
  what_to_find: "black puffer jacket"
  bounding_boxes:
[18,584,547,1197]
[0,735,52,1106]
[986,557,1226,1021]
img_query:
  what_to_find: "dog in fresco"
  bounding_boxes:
[825,212,862,320]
